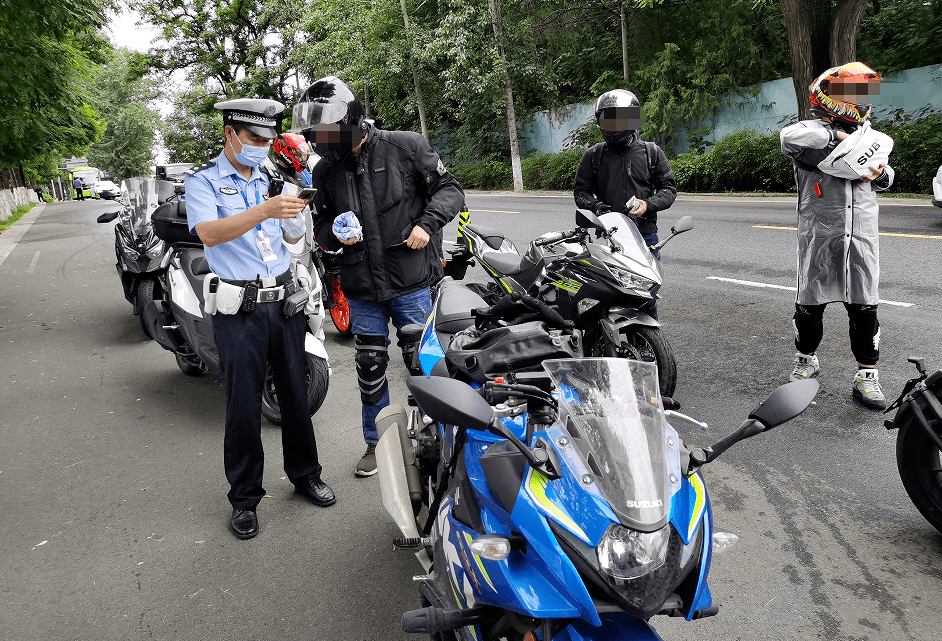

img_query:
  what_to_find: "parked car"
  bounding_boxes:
[94,180,122,200]
[932,163,942,209]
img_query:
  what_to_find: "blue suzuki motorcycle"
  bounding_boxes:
[375,280,819,641]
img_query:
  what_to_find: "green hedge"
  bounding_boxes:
[450,115,942,194]
[672,129,795,192]
[873,110,942,194]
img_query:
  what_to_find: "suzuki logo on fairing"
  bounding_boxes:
[857,141,880,165]
[626,499,663,509]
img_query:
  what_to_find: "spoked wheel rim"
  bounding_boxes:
[329,278,351,333]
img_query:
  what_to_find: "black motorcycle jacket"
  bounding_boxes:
[574,138,677,237]
[310,126,464,302]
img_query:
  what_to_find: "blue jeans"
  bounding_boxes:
[349,287,431,444]
[643,233,659,320]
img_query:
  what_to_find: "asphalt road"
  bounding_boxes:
[2,195,941,641]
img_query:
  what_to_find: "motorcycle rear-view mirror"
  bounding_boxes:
[653,215,695,251]
[406,376,495,432]
[671,215,693,234]
[749,378,820,429]
[575,209,606,232]
[686,379,819,475]
[96,209,120,224]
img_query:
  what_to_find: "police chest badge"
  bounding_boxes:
[219,187,239,195]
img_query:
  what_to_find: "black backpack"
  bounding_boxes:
[588,139,659,182]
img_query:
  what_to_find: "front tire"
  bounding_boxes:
[604,325,677,398]
[137,278,160,338]
[262,353,330,426]
[895,396,942,534]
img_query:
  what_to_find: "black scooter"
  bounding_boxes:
[96,178,173,338]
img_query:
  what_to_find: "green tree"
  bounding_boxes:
[161,88,224,163]
[87,49,160,179]
[0,0,110,176]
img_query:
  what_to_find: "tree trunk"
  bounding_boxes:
[488,0,524,192]
[830,0,869,64]
[620,6,629,80]
[399,0,429,141]
[779,0,837,121]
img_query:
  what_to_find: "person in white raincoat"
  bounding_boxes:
[780,62,895,409]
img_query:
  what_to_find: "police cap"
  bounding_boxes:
[214,98,285,139]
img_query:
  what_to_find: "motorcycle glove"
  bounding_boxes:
[594,202,612,215]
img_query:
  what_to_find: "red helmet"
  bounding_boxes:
[273,133,311,172]
[809,62,881,127]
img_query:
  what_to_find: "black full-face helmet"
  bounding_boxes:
[292,76,367,165]
[594,89,641,148]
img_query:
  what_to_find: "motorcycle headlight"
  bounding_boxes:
[607,265,656,293]
[597,523,669,580]
[144,238,165,259]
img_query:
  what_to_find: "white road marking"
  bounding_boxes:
[0,203,45,269]
[706,276,915,308]
[27,251,41,273]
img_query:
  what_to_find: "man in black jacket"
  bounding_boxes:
[574,89,677,318]
[294,77,464,476]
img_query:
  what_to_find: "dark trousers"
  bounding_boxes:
[212,304,321,510]
[793,302,880,366]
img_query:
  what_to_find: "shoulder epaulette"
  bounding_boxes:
[186,160,216,176]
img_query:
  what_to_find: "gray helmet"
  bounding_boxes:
[594,90,641,148]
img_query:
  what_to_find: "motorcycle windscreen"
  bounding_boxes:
[596,211,659,277]
[543,358,670,531]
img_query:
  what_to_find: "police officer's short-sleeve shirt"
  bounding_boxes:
[185,151,291,280]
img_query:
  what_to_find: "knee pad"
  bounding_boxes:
[399,333,423,376]
[355,335,389,405]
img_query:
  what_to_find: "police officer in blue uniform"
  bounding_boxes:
[185,98,335,540]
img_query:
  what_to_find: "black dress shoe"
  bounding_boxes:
[296,476,336,507]
[231,509,259,539]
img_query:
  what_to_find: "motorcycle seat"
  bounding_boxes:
[464,223,507,250]
[482,251,523,275]
[434,281,488,334]
[179,248,210,303]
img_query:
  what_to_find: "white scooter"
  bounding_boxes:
[144,179,331,425]
[932,163,942,210]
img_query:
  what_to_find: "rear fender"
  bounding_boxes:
[304,332,330,366]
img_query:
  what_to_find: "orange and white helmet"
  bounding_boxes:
[809,62,881,126]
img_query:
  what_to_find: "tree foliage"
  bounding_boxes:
[0,0,111,175]
[87,49,161,179]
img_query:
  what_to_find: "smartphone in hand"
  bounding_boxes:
[297,187,317,200]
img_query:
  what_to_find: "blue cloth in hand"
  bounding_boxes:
[332,211,363,241]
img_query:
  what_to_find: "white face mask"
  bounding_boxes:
[228,131,271,167]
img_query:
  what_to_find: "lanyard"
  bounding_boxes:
[231,176,262,231]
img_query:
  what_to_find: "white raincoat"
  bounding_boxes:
[780,119,895,305]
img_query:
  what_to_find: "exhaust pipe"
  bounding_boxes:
[376,404,430,571]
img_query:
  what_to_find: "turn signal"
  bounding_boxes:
[469,534,512,561]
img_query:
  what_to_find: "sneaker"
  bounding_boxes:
[853,369,886,410]
[355,443,378,477]
[789,353,820,382]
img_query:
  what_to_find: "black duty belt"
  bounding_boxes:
[220,269,292,288]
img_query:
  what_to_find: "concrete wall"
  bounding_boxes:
[517,64,942,155]
[0,188,41,222]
